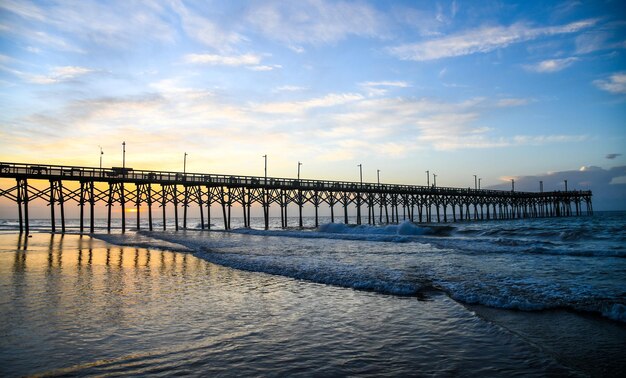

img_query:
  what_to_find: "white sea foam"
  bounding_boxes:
[603,303,626,322]
[87,212,626,323]
[95,232,192,253]
[141,230,425,296]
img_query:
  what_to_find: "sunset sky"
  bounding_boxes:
[1,0,625,208]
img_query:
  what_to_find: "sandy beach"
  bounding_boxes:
[1,229,624,376]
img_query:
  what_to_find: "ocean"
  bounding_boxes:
[1,212,624,376]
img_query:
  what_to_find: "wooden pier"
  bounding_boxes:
[0,162,593,234]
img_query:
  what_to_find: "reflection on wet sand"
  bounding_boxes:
[4,233,204,331]
[1,232,594,377]
[8,233,192,272]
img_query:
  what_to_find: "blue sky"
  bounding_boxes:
[0,0,625,207]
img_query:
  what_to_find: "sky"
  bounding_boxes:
[0,0,625,209]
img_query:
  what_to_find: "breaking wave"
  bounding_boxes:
[89,212,626,323]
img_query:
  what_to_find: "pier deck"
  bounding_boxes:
[0,162,592,234]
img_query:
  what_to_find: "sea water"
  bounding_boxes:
[0,212,625,376]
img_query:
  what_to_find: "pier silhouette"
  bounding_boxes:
[0,162,593,234]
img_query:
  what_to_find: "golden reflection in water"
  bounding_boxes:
[17,233,28,250]
[0,233,248,316]
[2,233,198,279]
[1,233,208,330]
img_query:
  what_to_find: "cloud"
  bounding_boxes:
[606,153,622,160]
[327,96,586,151]
[1,1,176,52]
[29,31,86,54]
[496,98,532,107]
[0,79,596,172]
[488,166,626,210]
[2,65,97,84]
[246,0,387,45]
[248,65,282,71]
[288,45,306,54]
[359,81,410,88]
[184,53,262,66]
[523,57,579,73]
[252,93,364,114]
[359,81,410,96]
[0,0,47,22]
[593,72,626,94]
[170,1,242,51]
[273,85,307,92]
[575,31,610,54]
[0,86,268,170]
[388,19,596,61]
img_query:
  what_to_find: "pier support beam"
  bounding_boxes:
[49,180,65,233]
[298,189,303,228]
[16,177,29,234]
[183,185,190,229]
[79,180,95,234]
[263,188,269,230]
[107,182,125,233]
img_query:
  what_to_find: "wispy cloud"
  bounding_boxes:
[496,98,532,107]
[606,153,622,160]
[170,1,242,51]
[0,0,47,21]
[326,96,585,151]
[1,82,593,171]
[1,65,96,84]
[184,53,262,66]
[248,64,282,72]
[183,52,282,71]
[359,81,410,96]
[575,31,611,54]
[246,0,387,45]
[252,93,364,114]
[1,0,176,52]
[593,72,626,94]
[29,31,86,54]
[388,19,596,61]
[273,85,307,93]
[524,57,579,73]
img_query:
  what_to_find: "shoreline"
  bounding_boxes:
[5,229,626,323]
[1,231,624,376]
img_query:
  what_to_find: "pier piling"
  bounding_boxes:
[0,161,593,234]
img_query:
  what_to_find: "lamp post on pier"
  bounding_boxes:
[122,141,126,169]
[511,179,515,192]
[263,155,267,182]
[540,181,543,193]
[183,152,187,174]
[377,169,380,185]
[262,154,268,230]
[426,170,430,187]
[99,146,103,169]
[433,173,437,187]
[479,178,482,190]
[356,164,363,225]
[297,161,303,228]
[564,180,568,192]
[474,175,477,190]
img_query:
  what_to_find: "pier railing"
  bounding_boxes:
[0,161,593,234]
[0,161,588,197]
